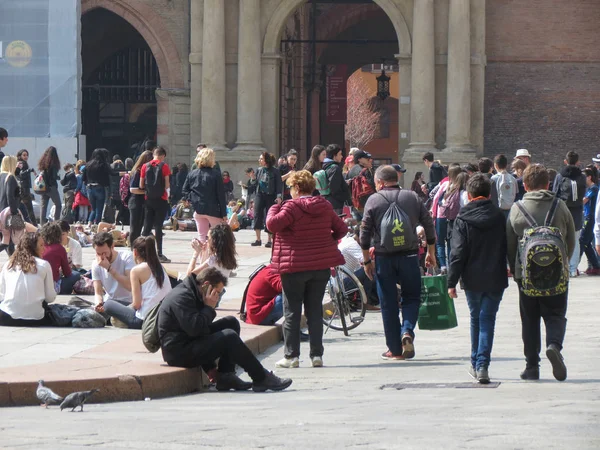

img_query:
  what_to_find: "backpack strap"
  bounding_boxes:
[544,196,560,227]
[515,200,538,228]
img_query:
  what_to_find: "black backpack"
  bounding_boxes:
[239,264,267,322]
[144,162,166,200]
[555,175,583,208]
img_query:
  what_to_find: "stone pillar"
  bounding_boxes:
[201,0,228,151]
[261,53,282,153]
[189,0,203,154]
[445,0,473,152]
[408,0,436,152]
[235,0,264,151]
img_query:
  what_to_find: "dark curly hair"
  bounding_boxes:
[8,232,41,274]
[39,222,62,246]
[38,146,60,172]
[209,224,238,271]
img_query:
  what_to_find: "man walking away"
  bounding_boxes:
[507,164,575,381]
[490,154,518,220]
[361,165,436,360]
[321,144,350,214]
[448,173,508,384]
[553,151,586,277]
[158,267,292,392]
[580,167,600,274]
[140,146,171,263]
[422,152,447,191]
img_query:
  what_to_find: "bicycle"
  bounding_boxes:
[322,265,368,336]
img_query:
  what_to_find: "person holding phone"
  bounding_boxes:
[157,267,293,392]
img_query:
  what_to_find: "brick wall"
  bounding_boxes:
[484,0,600,170]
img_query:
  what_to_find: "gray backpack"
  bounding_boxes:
[142,302,162,353]
[378,191,418,252]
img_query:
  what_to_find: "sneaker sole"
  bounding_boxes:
[477,377,491,385]
[381,354,404,361]
[252,379,293,392]
[546,347,567,381]
[275,361,299,369]
[216,384,252,392]
[311,360,323,368]
[401,337,415,359]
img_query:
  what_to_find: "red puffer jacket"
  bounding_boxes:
[267,196,347,274]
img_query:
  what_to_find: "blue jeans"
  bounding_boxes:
[88,186,106,224]
[59,272,82,295]
[569,230,581,273]
[375,253,421,356]
[260,294,283,325]
[580,219,599,269]
[435,217,450,268]
[465,290,503,370]
[104,300,143,329]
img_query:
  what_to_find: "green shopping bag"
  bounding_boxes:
[417,273,458,330]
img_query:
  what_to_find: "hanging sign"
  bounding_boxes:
[326,64,348,124]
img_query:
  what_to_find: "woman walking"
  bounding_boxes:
[15,149,37,226]
[128,150,153,246]
[104,236,171,329]
[252,152,282,248]
[0,232,56,327]
[83,148,112,224]
[266,170,347,368]
[182,148,227,243]
[37,146,62,225]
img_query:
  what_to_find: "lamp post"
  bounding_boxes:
[376,60,390,101]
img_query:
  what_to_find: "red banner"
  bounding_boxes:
[326,64,348,124]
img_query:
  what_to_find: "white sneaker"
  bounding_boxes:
[311,356,323,368]
[275,357,299,368]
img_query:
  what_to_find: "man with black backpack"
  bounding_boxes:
[361,165,436,361]
[140,146,171,263]
[507,164,576,382]
[553,151,587,277]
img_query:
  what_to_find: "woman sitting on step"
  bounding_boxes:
[104,236,172,329]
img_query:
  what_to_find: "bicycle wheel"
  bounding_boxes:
[322,266,368,332]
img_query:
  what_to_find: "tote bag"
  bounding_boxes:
[418,273,458,330]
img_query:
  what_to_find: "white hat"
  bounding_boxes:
[516,149,531,158]
[592,153,600,163]
[349,147,360,155]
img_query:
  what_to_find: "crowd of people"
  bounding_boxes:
[1,119,599,391]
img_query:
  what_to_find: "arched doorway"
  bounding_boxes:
[81,8,159,160]
[264,0,410,164]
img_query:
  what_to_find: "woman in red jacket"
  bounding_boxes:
[266,170,347,369]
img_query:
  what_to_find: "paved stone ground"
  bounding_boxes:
[0,230,599,448]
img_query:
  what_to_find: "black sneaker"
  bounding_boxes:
[265,242,272,248]
[520,366,540,380]
[216,372,252,391]
[252,370,293,392]
[477,367,490,384]
[250,240,262,247]
[158,254,171,263]
[546,344,567,381]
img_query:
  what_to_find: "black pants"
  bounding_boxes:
[19,190,37,226]
[166,316,266,381]
[281,269,330,358]
[253,193,276,232]
[0,309,52,327]
[142,198,168,254]
[519,289,568,368]
[128,195,145,247]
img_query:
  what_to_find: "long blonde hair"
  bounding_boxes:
[1,155,18,178]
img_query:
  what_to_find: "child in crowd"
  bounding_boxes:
[448,173,508,384]
[226,200,242,231]
[73,161,90,223]
[171,199,197,232]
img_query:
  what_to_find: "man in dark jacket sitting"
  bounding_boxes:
[447,173,508,384]
[157,267,292,392]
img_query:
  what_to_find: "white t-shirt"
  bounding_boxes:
[0,258,56,320]
[207,255,231,278]
[92,250,135,304]
[65,237,83,268]
[338,235,363,274]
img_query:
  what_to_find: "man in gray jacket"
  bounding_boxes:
[507,164,576,382]
[360,165,436,360]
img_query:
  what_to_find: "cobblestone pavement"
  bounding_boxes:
[0,230,599,449]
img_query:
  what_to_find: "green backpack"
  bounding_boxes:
[141,302,162,353]
[313,169,331,196]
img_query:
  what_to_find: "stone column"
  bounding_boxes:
[190,0,203,153]
[261,53,282,153]
[445,0,473,152]
[408,0,436,152]
[235,0,264,151]
[201,0,228,151]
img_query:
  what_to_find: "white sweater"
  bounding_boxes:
[0,258,56,320]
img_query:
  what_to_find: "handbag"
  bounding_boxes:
[417,271,458,331]
[5,212,25,231]
[73,276,94,295]
[34,171,46,193]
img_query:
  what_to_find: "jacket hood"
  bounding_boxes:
[323,160,339,170]
[457,199,503,230]
[561,165,582,179]
[291,195,334,216]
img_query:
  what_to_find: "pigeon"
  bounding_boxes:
[59,389,100,412]
[36,380,64,408]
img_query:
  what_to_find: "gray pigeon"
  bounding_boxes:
[36,380,64,408]
[59,389,100,412]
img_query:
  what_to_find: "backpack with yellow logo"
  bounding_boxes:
[378,191,418,252]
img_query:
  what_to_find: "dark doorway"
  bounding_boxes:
[81,8,159,160]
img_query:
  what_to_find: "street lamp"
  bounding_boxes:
[376,64,390,101]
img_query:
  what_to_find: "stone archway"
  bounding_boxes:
[82,0,184,89]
